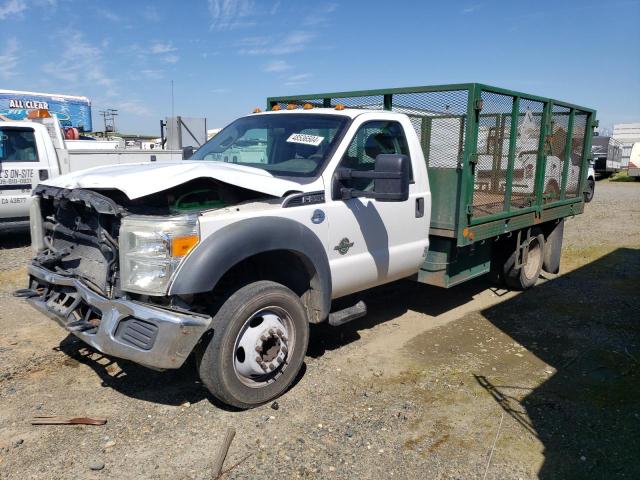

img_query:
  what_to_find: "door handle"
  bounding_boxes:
[415,197,424,218]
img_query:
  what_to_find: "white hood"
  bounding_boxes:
[43,161,309,199]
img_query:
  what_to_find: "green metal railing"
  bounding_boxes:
[268,83,596,246]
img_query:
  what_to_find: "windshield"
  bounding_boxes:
[191,113,349,177]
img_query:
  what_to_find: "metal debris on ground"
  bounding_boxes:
[212,427,236,479]
[31,416,107,426]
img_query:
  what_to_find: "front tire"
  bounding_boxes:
[197,281,309,409]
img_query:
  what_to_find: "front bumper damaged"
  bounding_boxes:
[27,264,212,370]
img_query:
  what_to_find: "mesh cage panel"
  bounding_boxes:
[471,92,514,216]
[544,105,571,202]
[510,98,544,210]
[567,112,588,197]
[330,95,384,109]
[393,90,468,168]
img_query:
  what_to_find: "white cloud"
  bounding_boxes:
[0,37,19,79]
[239,31,315,55]
[96,8,120,22]
[143,5,160,22]
[302,2,339,26]
[269,0,280,15]
[263,60,292,72]
[0,0,56,20]
[462,4,482,14]
[150,42,177,54]
[0,0,26,19]
[140,69,164,80]
[42,30,115,95]
[162,54,179,64]
[113,100,152,118]
[208,0,255,30]
[284,73,311,86]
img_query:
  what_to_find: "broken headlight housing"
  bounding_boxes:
[119,214,199,296]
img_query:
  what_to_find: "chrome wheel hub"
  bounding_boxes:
[233,309,291,386]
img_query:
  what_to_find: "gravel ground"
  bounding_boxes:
[0,181,638,480]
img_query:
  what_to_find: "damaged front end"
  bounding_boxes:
[24,183,225,369]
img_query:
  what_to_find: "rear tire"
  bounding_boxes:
[197,281,309,409]
[503,228,545,290]
[584,178,595,203]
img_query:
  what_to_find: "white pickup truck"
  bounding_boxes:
[0,114,182,231]
[21,84,596,408]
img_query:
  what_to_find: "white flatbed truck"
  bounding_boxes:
[20,84,596,408]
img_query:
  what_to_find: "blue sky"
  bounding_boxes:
[1,0,639,135]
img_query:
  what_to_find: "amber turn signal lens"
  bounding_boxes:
[171,235,199,257]
[27,109,51,119]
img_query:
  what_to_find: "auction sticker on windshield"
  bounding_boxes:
[286,133,325,147]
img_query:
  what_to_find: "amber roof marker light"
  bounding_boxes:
[27,109,52,119]
[334,104,345,111]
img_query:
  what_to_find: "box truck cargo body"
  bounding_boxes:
[0,90,92,132]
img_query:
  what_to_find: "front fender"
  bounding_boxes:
[168,216,332,320]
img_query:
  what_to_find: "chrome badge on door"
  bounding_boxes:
[334,237,354,255]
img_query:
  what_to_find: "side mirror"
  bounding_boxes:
[182,146,195,159]
[371,154,410,202]
[335,154,410,202]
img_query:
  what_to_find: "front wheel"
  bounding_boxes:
[584,178,595,203]
[197,281,309,409]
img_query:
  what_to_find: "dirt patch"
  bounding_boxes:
[0,182,638,479]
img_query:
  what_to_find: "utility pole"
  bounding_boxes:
[109,109,118,134]
[98,109,118,136]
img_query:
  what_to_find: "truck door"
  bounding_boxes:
[0,126,45,221]
[324,118,429,298]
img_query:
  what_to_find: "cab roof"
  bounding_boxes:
[254,107,401,119]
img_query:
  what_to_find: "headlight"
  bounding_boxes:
[119,214,199,295]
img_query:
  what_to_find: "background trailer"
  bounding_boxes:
[0,89,92,132]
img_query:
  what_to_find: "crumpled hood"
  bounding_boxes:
[42,161,307,199]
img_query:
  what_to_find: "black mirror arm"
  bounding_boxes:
[336,168,402,180]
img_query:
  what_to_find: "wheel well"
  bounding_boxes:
[199,250,324,323]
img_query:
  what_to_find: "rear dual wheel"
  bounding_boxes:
[197,281,309,409]
[502,228,545,290]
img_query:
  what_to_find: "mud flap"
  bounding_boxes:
[543,219,564,274]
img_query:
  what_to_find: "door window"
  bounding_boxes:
[337,120,410,191]
[0,128,38,162]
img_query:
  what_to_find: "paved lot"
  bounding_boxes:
[0,181,638,479]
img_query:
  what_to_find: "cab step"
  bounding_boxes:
[328,300,367,327]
